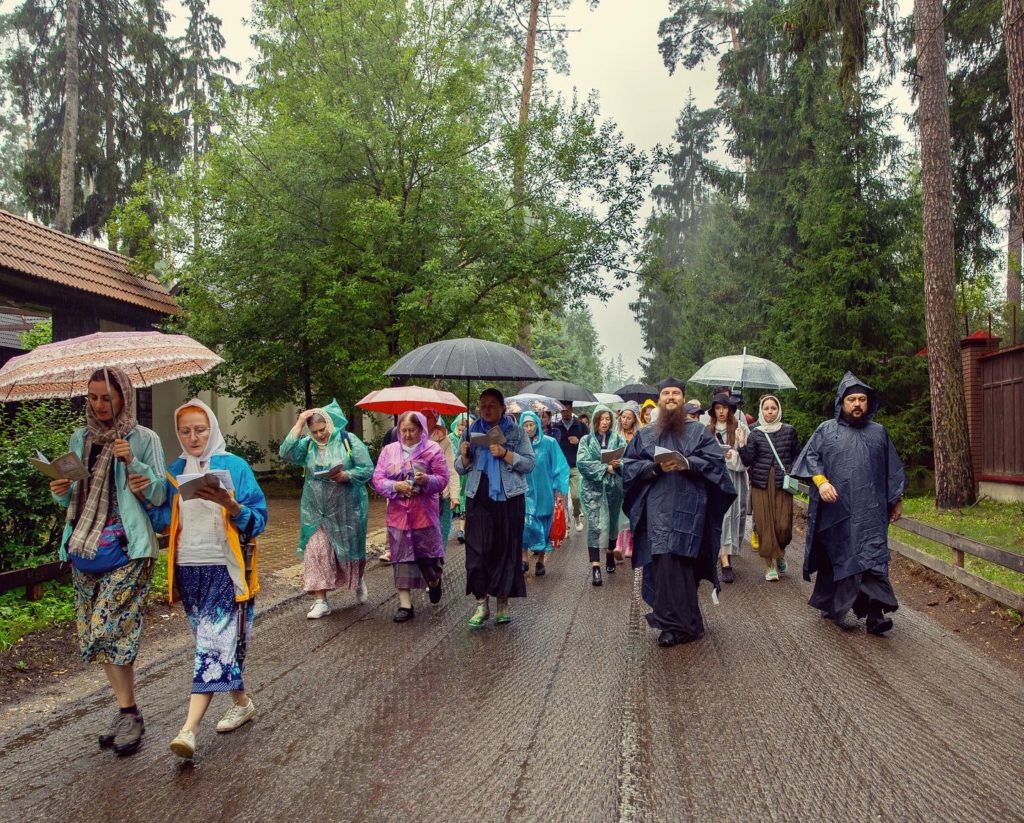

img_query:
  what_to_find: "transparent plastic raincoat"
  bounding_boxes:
[278,400,374,563]
[577,405,627,549]
[520,411,570,553]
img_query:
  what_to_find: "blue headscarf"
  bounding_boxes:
[469,413,516,501]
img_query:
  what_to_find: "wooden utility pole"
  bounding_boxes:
[914,0,976,507]
[1009,203,1022,308]
[56,0,81,234]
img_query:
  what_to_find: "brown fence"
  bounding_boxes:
[980,344,1024,481]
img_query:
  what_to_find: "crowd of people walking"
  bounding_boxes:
[47,364,904,761]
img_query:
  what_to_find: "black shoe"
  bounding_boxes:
[522,560,529,573]
[867,614,894,635]
[591,566,602,587]
[605,554,616,574]
[457,530,465,544]
[831,612,860,631]
[535,562,545,577]
[657,631,678,647]
[112,713,145,757]
[393,606,415,623]
[428,579,442,604]
[721,565,735,584]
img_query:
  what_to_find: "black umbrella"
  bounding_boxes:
[385,337,550,382]
[519,380,598,404]
[615,382,658,404]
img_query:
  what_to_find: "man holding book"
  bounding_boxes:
[622,378,736,647]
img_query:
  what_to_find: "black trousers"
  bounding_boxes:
[644,553,704,639]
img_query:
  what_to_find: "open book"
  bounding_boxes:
[654,446,689,471]
[176,470,234,501]
[600,446,625,464]
[470,426,506,447]
[30,450,89,481]
[314,463,346,479]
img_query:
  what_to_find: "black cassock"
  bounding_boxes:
[791,372,906,620]
[622,420,736,640]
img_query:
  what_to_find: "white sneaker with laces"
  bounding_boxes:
[306,599,331,619]
[575,517,584,533]
[356,578,369,604]
[216,699,256,733]
[169,727,196,758]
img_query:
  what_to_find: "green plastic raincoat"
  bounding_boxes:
[577,405,626,549]
[448,413,472,514]
[278,400,374,562]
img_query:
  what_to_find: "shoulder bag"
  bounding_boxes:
[763,430,799,495]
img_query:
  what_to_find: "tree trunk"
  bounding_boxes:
[1006,0,1024,223]
[515,0,540,356]
[914,0,976,508]
[1009,202,1022,309]
[56,0,81,234]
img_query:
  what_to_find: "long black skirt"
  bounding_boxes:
[465,474,527,599]
[643,553,704,640]
[809,551,898,620]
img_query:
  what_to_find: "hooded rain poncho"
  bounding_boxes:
[577,405,627,549]
[520,411,570,553]
[278,400,374,563]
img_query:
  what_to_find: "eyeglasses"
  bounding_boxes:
[177,426,210,438]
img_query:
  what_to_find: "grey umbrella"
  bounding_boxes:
[385,337,550,382]
[687,348,797,390]
[519,380,598,404]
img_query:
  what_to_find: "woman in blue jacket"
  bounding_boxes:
[148,399,268,760]
[49,368,166,758]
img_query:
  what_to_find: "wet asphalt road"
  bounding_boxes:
[1,528,1022,823]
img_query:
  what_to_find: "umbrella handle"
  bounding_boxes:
[104,368,129,490]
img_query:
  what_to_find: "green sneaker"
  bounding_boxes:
[777,557,787,574]
[468,600,489,628]
[765,565,780,582]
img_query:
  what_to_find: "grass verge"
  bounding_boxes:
[892,497,1024,598]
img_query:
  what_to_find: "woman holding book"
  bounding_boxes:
[279,401,375,618]
[147,398,267,760]
[615,403,641,561]
[708,393,748,583]
[48,368,166,758]
[372,411,450,623]
[576,405,626,586]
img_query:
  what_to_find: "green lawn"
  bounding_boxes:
[892,497,1024,598]
[0,553,169,652]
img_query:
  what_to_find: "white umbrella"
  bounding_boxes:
[0,331,223,402]
[688,348,796,390]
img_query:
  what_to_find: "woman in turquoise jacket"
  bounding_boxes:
[577,404,626,587]
[519,410,569,577]
[279,400,374,619]
[48,367,166,758]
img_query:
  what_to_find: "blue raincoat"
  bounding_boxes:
[278,400,374,563]
[791,372,906,584]
[519,411,570,553]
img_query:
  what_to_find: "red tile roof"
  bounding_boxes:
[0,209,178,316]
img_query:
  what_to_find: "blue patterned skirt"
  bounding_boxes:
[176,565,254,694]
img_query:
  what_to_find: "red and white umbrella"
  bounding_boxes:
[0,331,223,402]
[356,386,467,416]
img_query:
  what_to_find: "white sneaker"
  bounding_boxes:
[216,698,256,733]
[575,518,584,533]
[356,578,369,605]
[169,727,196,759]
[306,599,331,619]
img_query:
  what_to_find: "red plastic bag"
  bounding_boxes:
[550,498,568,549]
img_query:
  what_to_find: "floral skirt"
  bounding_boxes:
[177,564,255,694]
[303,527,364,593]
[72,558,153,666]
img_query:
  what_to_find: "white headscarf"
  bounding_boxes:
[757,395,783,434]
[175,398,229,473]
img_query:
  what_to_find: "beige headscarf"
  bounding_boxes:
[67,367,138,559]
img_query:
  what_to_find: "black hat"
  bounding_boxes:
[657,376,686,393]
[710,392,736,410]
[841,382,870,399]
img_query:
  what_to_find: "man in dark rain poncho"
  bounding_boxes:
[622,378,737,647]
[791,372,906,635]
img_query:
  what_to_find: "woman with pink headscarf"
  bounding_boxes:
[372,412,450,622]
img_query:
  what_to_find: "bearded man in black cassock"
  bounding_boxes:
[791,372,906,635]
[622,378,737,648]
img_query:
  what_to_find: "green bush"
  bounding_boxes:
[224,432,266,467]
[0,400,80,571]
